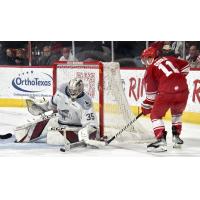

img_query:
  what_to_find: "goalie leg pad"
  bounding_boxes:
[47,125,83,145]
[15,125,32,143]
[15,117,53,143]
[64,131,79,143]
[47,130,66,145]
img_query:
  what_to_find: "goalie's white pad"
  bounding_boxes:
[14,113,57,143]
[47,130,66,145]
[47,126,81,145]
[15,122,35,142]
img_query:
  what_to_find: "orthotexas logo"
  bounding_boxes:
[12,70,52,93]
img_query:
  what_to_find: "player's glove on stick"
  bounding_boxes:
[141,99,154,115]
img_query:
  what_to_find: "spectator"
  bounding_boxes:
[171,41,183,57]
[37,46,59,66]
[5,48,15,65]
[150,41,178,57]
[186,45,200,68]
[50,41,63,58]
[59,47,77,61]
[162,44,177,57]
[76,42,111,62]
[0,43,5,64]
[15,49,28,65]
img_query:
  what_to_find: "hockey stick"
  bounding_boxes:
[106,112,143,144]
[60,140,106,152]
[55,127,106,152]
[60,141,87,152]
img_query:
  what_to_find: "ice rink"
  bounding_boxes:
[0,107,199,157]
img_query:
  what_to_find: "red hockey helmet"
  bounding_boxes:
[141,47,158,66]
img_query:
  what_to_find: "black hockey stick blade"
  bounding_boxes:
[0,133,13,139]
[106,112,143,145]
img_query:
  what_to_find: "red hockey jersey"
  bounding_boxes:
[144,56,190,95]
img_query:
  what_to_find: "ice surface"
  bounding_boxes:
[0,107,200,157]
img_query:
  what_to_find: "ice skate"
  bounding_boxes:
[172,134,183,148]
[147,131,167,152]
[172,127,183,148]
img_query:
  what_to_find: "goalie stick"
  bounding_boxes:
[50,127,106,152]
[106,112,143,144]
[60,140,103,152]
[60,141,87,152]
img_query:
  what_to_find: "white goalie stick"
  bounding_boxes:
[49,127,106,152]
[60,139,106,152]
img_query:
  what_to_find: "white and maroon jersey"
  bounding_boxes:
[48,83,98,128]
[144,56,190,99]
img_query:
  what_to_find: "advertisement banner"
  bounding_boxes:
[120,69,200,112]
[0,67,53,98]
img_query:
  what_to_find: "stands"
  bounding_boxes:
[0,41,200,68]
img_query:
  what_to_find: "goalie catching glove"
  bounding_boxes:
[141,99,154,115]
[26,97,49,116]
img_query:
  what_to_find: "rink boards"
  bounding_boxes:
[0,65,199,124]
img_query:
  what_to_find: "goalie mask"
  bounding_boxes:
[67,78,84,100]
[141,47,158,66]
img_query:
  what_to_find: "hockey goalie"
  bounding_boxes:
[14,78,99,147]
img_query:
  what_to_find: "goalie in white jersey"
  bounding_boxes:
[14,78,98,145]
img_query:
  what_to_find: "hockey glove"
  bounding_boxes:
[141,99,154,115]
[26,98,49,116]
[78,127,89,143]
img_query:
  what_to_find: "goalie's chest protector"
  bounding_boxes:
[55,91,83,126]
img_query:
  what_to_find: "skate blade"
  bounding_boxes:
[147,146,167,152]
[173,143,182,148]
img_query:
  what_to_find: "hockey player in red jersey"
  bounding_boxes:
[140,46,190,152]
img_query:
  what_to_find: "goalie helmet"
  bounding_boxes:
[141,47,158,66]
[67,78,84,100]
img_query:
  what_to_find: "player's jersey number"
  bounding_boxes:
[158,60,179,77]
[86,113,95,121]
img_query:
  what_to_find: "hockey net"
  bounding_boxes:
[52,61,154,143]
